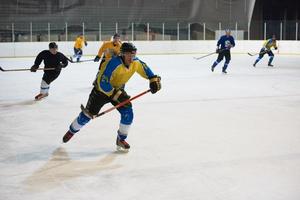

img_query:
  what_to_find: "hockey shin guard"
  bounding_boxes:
[69,112,91,134]
[117,107,133,140]
[212,61,219,68]
[40,80,50,94]
[268,56,274,65]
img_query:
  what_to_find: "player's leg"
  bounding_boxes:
[115,104,133,151]
[63,88,110,143]
[35,71,60,100]
[211,52,224,72]
[253,48,265,67]
[222,50,231,74]
[268,51,274,66]
[77,49,83,62]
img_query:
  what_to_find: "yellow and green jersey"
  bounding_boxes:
[96,56,155,96]
[263,39,277,50]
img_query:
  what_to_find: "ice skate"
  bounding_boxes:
[62,131,74,143]
[116,137,130,152]
[34,93,48,101]
[222,70,227,74]
[268,63,274,67]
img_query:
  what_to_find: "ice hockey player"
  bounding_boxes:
[211,29,235,74]
[73,34,88,62]
[30,42,68,100]
[253,35,278,67]
[93,33,122,69]
[62,42,161,152]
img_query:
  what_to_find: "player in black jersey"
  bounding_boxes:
[30,42,68,100]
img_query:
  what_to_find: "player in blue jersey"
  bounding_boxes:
[211,29,235,74]
[62,42,161,152]
[253,35,278,67]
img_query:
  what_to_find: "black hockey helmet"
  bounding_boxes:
[120,42,137,54]
[49,42,58,49]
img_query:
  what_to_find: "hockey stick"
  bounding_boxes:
[68,57,94,63]
[193,52,216,60]
[80,89,151,119]
[0,66,55,72]
[247,50,270,56]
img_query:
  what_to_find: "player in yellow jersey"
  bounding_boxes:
[253,35,278,67]
[94,33,122,69]
[73,34,88,62]
[62,42,161,152]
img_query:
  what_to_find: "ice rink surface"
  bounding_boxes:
[0,53,300,200]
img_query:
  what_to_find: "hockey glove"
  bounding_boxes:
[111,89,131,107]
[149,75,161,94]
[30,65,38,72]
[55,62,66,71]
[216,49,222,53]
[85,41,88,46]
[94,56,100,62]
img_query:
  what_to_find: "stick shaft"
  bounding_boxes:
[0,66,55,72]
[96,89,151,117]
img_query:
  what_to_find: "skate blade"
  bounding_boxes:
[116,146,129,153]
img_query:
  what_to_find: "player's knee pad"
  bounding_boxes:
[119,107,133,125]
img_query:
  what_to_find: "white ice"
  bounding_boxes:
[0,54,300,200]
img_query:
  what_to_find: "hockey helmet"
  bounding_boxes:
[120,42,137,54]
[113,33,120,39]
[49,42,58,49]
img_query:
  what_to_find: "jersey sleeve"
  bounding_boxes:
[136,59,155,79]
[61,53,69,67]
[217,37,222,47]
[231,36,235,47]
[34,51,45,66]
[97,43,106,57]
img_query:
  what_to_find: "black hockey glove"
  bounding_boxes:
[111,89,131,107]
[85,41,88,46]
[149,75,161,94]
[94,56,100,62]
[55,62,66,71]
[30,65,38,72]
[216,49,222,53]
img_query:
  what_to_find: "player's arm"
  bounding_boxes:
[94,43,105,62]
[231,36,235,47]
[273,42,278,50]
[84,37,88,46]
[216,37,222,52]
[136,59,161,94]
[60,54,69,68]
[31,51,44,72]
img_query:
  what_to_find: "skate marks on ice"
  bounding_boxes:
[0,99,38,109]
[23,147,123,192]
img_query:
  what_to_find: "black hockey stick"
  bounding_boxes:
[80,89,151,119]
[193,52,216,60]
[247,50,271,56]
[0,66,55,72]
[68,57,94,63]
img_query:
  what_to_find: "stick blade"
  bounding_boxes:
[0,66,5,71]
